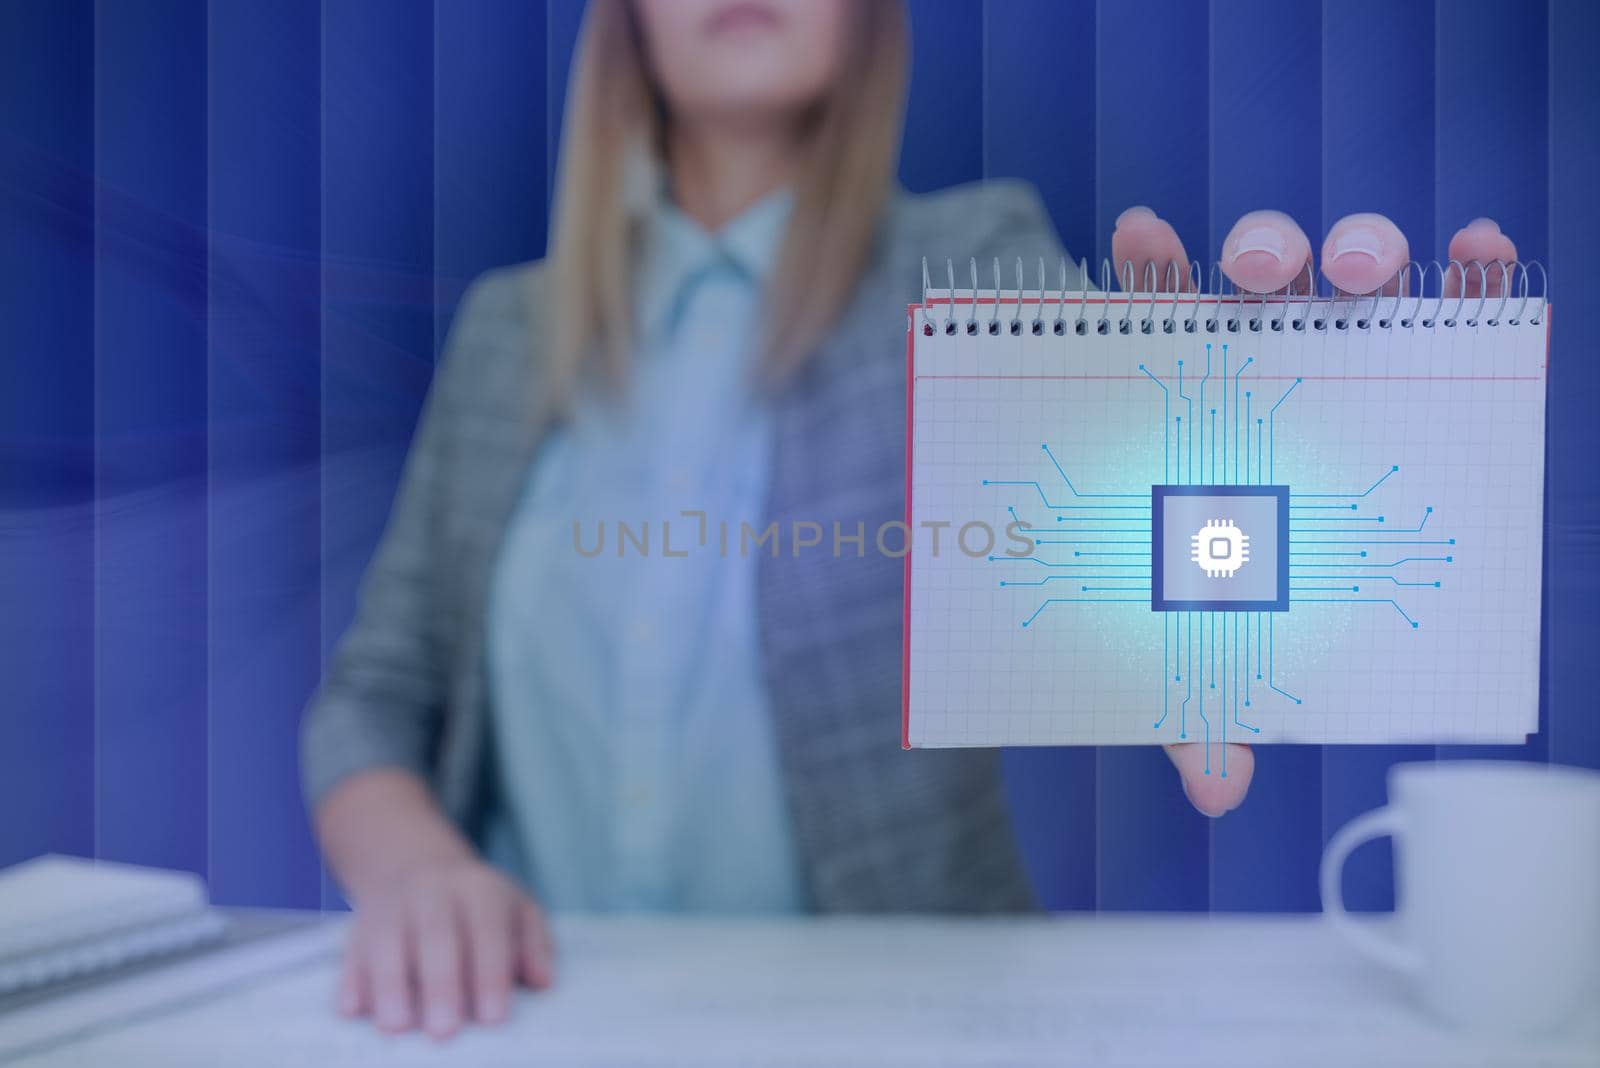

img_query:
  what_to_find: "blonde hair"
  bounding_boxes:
[546,0,909,405]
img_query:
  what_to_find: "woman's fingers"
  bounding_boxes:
[411,892,466,1040]
[516,899,557,991]
[336,929,370,1019]
[338,861,552,1039]
[1321,212,1409,296]
[1445,217,1517,297]
[1111,206,1194,292]
[461,888,514,1025]
[1220,210,1314,294]
[1164,742,1255,817]
[1122,207,1517,303]
[366,911,415,1034]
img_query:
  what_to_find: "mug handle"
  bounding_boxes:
[1319,806,1423,975]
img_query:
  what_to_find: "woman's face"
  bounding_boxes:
[634,0,848,130]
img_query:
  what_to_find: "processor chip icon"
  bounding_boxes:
[1152,485,1289,612]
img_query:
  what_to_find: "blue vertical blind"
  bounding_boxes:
[1,0,1594,909]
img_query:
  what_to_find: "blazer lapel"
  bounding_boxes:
[759,230,1030,912]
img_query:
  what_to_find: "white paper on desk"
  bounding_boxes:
[905,293,1548,750]
[9,917,1596,1068]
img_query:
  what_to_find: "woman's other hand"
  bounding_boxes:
[1108,205,1519,817]
[315,769,555,1039]
[338,855,553,1039]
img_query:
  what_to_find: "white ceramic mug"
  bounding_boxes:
[1320,760,1600,1034]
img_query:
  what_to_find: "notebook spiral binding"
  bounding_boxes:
[918,256,1548,339]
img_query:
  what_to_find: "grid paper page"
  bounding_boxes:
[904,293,1548,751]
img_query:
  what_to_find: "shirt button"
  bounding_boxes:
[625,784,652,808]
[631,619,656,644]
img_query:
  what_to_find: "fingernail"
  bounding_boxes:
[1116,205,1156,226]
[337,988,360,1017]
[1466,216,1500,233]
[1327,224,1385,265]
[1224,225,1287,265]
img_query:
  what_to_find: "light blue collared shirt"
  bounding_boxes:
[483,189,804,913]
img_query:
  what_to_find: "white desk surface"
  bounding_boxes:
[2,913,1595,1067]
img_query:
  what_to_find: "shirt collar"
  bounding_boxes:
[635,185,794,340]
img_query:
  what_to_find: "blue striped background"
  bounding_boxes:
[2,0,1595,911]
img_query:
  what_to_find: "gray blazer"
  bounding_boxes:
[301,180,1069,912]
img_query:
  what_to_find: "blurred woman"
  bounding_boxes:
[302,0,1515,1039]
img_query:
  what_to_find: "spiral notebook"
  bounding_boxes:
[902,259,1549,760]
[0,855,225,997]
